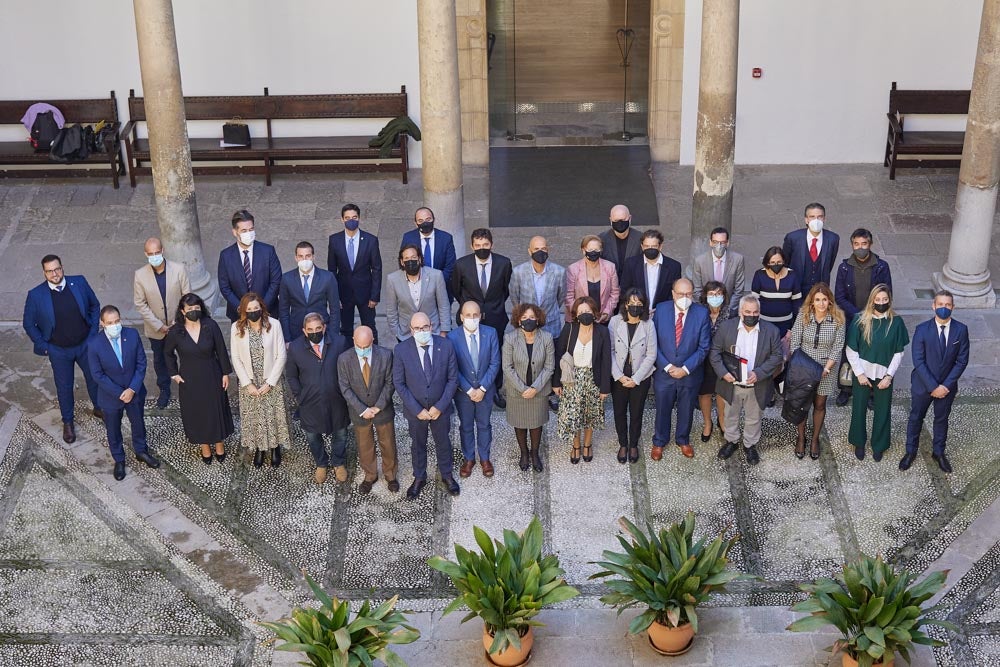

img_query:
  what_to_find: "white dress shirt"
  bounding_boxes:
[240,242,255,268]
[735,323,760,384]
[477,256,493,292]
[420,230,436,264]
[645,255,663,301]
[464,327,485,394]
[47,278,67,291]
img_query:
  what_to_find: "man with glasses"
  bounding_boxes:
[692,227,745,316]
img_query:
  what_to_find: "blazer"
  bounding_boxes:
[401,228,457,299]
[564,258,620,322]
[452,253,513,331]
[327,230,383,304]
[278,267,340,342]
[229,318,287,389]
[385,267,451,340]
[910,318,970,395]
[608,315,658,384]
[218,242,282,322]
[653,302,711,388]
[553,322,612,394]
[781,228,841,293]
[620,253,683,310]
[599,227,643,275]
[393,335,459,419]
[691,249,746,315]
[86,327,147,410]
[23,276,100,355]
[834,255,893,318]
[509,260,566,338]
[285,331,350,435]
[709,318,784,408]
[134,261,190,339]
[447,324,501,393]
[502,329,555,395]
[337,344,396,427]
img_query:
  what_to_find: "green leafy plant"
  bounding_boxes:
[260,573,419,667]
[427,515,580,655]
[589,512,748,635]
[787,554,956,667]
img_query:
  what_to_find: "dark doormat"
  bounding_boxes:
[489,145,658,228]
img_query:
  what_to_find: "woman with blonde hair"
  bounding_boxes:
[788,283,845,459]
[845,284,909,461]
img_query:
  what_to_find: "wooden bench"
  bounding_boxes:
[0,92,125,188]
[884,81,969,180]
[121,86,410,187]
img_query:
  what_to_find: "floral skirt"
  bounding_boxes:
[557,366,606,440]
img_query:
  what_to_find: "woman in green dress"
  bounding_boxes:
[845,283,909,461]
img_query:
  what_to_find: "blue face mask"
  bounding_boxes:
[147,254,164,268]
[355,346,371,359]
[707,295,725,308]
[345,219,360,231]
[413,330,433,346]
[105,323,122,339]
[935,307,952,321]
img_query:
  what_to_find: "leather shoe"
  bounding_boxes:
[872,450,884,463]
[899,451,917,471]
[679,444,695,458]
[493,394,507,410]
[270,445,282,467]
[650,445,664,461]
[717,441,738,460]
[481,460,494,477]
[745,445,760,465]
[701,423,713,443]
[835,390,851,407]
[854,446,865,461]
[92,407,105,420]
[440,475,461,496]
[387,479,400,493]
[155,391,170,409]
[62,422,76,444]
[359,478,375,494]
[333,466,348,483]
[315,467,328,484]
[113,461,126,481]
[136,452,160,469]
[253,450,265,468]
[460,459,475,478]
[406,478,426,500]
[932,453,953,473]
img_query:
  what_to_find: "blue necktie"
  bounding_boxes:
[470,333,479,374]
[302,274,311,300]
[348,237,356,270]
[480,264,488,294]
[939,325,946,351]
[424,237,433,267]
[421,346,432,379]
[112,337,123,367]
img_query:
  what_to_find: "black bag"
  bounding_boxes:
[30,111,60,151]
[89,121,118,153]
[781,348,824,426]
[49,125,91,163]
[222,119,250,146]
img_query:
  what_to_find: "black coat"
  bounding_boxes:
[451,253,513,331]
[285,331,351,435]
[553,322,612,394]
[781,348,824,426]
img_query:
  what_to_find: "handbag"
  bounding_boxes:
[838,361,854,388]
[559,352,576,387]
[222,118,251,146]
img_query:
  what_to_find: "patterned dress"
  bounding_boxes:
[238,328,291,452]
[557,339,606,440]
[789,311,846,396]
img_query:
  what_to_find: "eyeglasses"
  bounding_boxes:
[412,325,432,333]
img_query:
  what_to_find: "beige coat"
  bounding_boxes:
[229,318,287,388]
[133,261,191,339]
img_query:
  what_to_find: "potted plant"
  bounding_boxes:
[428,516,579,666]
[787,554,955,667]
[260,572,419,667]
[590,512,748,656]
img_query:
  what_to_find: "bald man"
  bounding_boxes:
[509,235,566,339]
[133,237,190,408]
[400,206,458,302]
[599,204,643,281]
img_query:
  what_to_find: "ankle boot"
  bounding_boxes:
[270,445,282,467]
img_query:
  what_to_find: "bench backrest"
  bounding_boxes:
[888,81,969,115]
[0,92,119,126]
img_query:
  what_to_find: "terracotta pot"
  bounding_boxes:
[483,626,534,667]
[647,620,695,655]
[842,651,894,667]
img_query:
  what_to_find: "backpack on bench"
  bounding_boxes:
[30,111,60,151]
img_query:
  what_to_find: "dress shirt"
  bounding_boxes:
[299,268,314,291]
[808,231,823,256]
[420,231,436,263]
[240,242,255,267]
[714,256,726,282]
[735,323,760,383]
[477,256,493,292]
[532,265,548,306]
[357,353,370,373]
[665,308,690,375]
[464,328,484,394]
[407,274,422,308]
[644,255,663,300]
[47,278,67,291]
[936,318,951,346]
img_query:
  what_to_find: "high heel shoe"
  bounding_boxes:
[583,445,593,462]
[214,447,226,463]
[518,448,531,471]
[570,446,581,464]
[200,446,212,465]
[253,450,265,468]
[795,436,806,459]
[810,442,821,460]
[617,446,628,464]
[701,423,713,443]
[531,449,544,472]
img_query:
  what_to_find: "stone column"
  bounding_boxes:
[935,0,1000,306]
[648,0,686,163]
[418,0,467,243]
[133,0,217,306]
[690,0,739,261]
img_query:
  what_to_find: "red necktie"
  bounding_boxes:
[809,237,819,262]
[675,311,684,346]
[312,343,321,358]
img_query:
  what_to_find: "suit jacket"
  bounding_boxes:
[285,331,350,434]
[782,229,841,293]
[709,318,784,408]
[385,267,451,340]
[23,276,100,355]
[401,228,457,299]
[327,230,382,304]
[553,322,613,394]
[691,250,746,315]
[509,260,566,338]
[910,318,970,395]
[392,336,458,420]
[599,228,643,276]
[87,327,147,410]
[452,253,513,332]
[620,254,682,310]
[834,255,893,318]
[337,345,396,426]
[608,315,658,384]
[564,258,620,322]
[218,242,282,322]
[653,302,711,388]
[134,261,190,339]
[278,267,340,342]
[447,324,501,394]
[229,318,287,388]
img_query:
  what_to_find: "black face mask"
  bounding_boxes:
[611,219,630,233]
[521,318,538,332]
[768,263,784,273]
[184,310,202,322]
[742,315,760,327]
[577,312,595,326]
[643,248,660,260]
[246,311,262,322]
[873,302,890,314]
[627,305,643,318]
[417,221,434,235]
[403,260,421,276]
[306,331,324,344]
[531,250,548,265]
[474,248,491,261]
[585,250,601,262]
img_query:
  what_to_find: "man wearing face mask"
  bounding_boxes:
[510,236,566,340]
[400,207,457,303]
[692,227,745,316]
[87,305,161,481]
[279,241,340,345]
[218,209,283,323]
[599,203,643,281]
[782,202,840,296]
[134,237,190,408]
[385,244,451,342]
[620,229,682,312]
[328,203,382,343]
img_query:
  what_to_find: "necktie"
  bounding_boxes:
[470,333,479,373]
[302,274,311,300]
[421,346,432,379]
[480,263,488,294]
[348,237,356,270]
[243,250,252,288]
[362,356,371,387]
[675,311,684,346]
[112,337,123,367]
[424,237,433,267]
[57,285,64,292]
[939,324,947,351]
[312,343,321,358]
[714,259,723,282]
[809,237,819,262]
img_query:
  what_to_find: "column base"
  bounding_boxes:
[933,270,996,308]
[425,187,467,245]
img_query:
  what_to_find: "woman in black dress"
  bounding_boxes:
[164,293,235,464]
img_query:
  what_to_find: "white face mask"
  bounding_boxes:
[808,219,824,234]
[147,254,164,267]
[674,296,692,312]
[239,230,256,246]
[105,323,122,339]
[297,259,314,273]
[463,317,480,333]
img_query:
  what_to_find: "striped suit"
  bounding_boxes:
[502,329,555,429]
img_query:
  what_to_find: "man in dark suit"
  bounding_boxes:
[394,312,460,499]
[328,203,382,343]
[901,290,970,474]
[279,241,340,343]
[87,305,161,480]
[652,278,711,459]
[401,207,457,302]
[286,313,351,485]
[451,228,512,407]
[447,301,501,478]
[599,204,643,281]
[620,229,683,314]
[23,254,102,444]
[218,209,282,322]
[782,202,841,296]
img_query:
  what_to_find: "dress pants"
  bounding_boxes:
[652,373,696,447]
[340,300,378,344]
[408,411,454,480]
[149,337,171,395]
[306,427,348,468]
[102,397,149,463]
[611,378,651,448]
[905,390,956,456]
[355,421,398,482]
[454,387,495,461]
[723,385,762,447]
[849,378,894,454]
[48,340,99,423]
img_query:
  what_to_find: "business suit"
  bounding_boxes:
[328,230,382,342]
[905,318,970,457]
[385,267,451,341]
[691,250,746,316]
[393,336,459,480]
[134,261,190,400]
[87,327,150,463]
[401,228,457,301]
[452,252,513,392]
[337,345,398,484]
[218,241,282,322]
[620,253,683,311]
[286,332,351,468]
[278,267,340,342]
[564,258,620,322]
[782,228,841,295]
[502,329,555,429]
[23,275,101,424]
[609,315,658,450]
[599,228,643,279]
[510,260,566,339]
[448,325,501,463]
[652,302,711,449]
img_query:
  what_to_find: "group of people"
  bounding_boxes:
[22,201,971,493]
